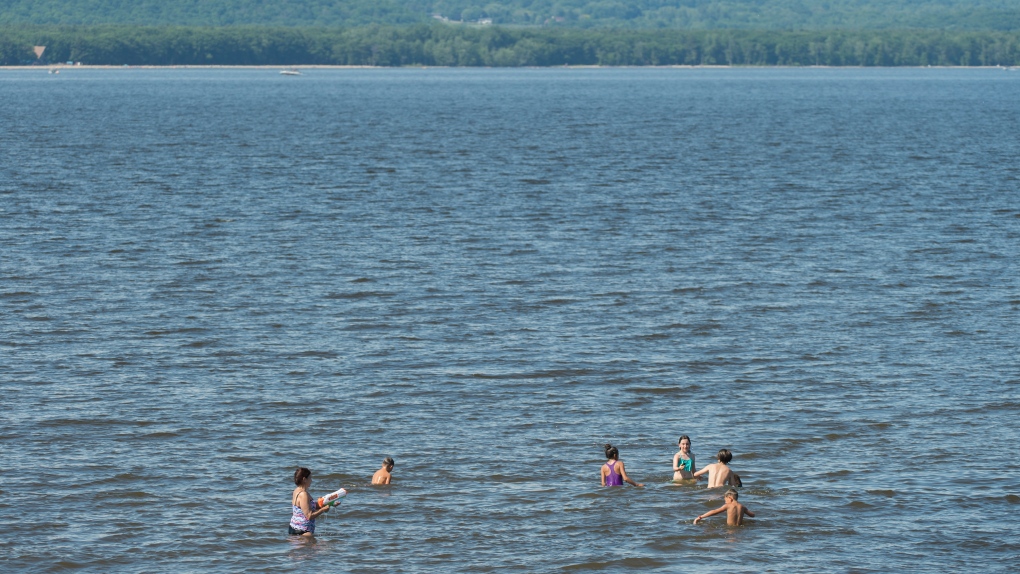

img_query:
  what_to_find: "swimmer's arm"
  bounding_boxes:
[673,452,682,472]
[618,461,644,487]
[600,465,607,486]
[694,506,726,524]
[298,491,331,519]
[743,506,755,518]
[691,466,710,479]
[380,474,391,485]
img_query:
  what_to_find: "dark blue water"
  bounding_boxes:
[1,68,1019,572]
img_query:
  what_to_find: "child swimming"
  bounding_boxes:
[601,443,644,487]
[372,457,394,485]
[693,488,754,526]
[672,435,696,481]
[692,448,742,487]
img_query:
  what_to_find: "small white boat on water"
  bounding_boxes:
[280,69,301,76]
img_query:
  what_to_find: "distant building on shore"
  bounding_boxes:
[432,14,493,25]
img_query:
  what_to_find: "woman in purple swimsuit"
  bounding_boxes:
[600,444,644,487]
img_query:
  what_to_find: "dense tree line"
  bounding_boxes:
[0,0,1017,30]
[3,25,1019,67]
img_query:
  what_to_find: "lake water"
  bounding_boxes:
[1,67,1019,572]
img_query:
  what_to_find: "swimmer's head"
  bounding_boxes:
[678,435,691,449]
[294,467,311,486]
[716,449,733,464]
[725,489,738,501]
[604,444,619,460]
[383,457,394,469]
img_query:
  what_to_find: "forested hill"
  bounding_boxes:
[1,0,1018,30]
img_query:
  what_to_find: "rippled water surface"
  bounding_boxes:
[2,68,1019,572]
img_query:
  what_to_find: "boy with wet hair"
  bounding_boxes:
[372,457,395,485]
[693,489,755,526]
[692,449,742,487]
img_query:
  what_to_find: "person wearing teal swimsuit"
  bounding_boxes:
[672,435,696,481]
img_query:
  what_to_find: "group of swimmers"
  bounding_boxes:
[601,437,752,525]
[290,436,753,536]
[289,457,395,537]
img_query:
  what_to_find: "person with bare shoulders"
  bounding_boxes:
[372,457,394,485]
[692,449,742,488]
[694,488,754,526]
[672,435,696,481]
[600,443,644,487]
[289,467,331,537]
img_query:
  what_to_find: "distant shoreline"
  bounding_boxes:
[5,27,1019,67]
[3,64,1018,70]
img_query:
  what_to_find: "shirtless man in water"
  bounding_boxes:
[692,449,742,487]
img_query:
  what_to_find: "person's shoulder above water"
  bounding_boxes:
[372,456,394,485]
[694,488,754,526]
[601,443,644,487]
[673,435,697,481]
[692,449,741,488]
[290,467,331,537]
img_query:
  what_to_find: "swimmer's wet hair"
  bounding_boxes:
[383,457,394,467]
[725,489,738,500]
[717,449,733,463]
[604,444,619,460]
[294,467,311,485]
